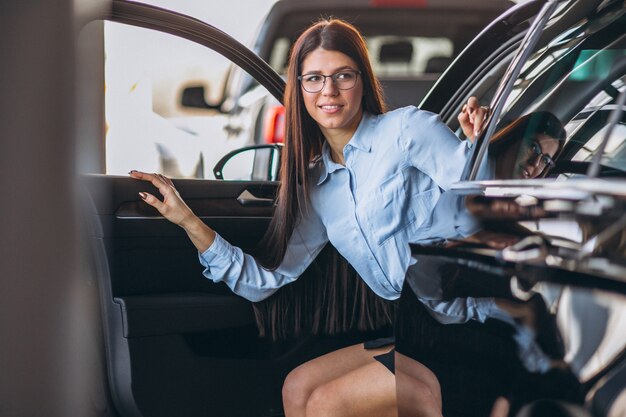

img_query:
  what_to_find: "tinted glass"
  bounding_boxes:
[483,12,626,181]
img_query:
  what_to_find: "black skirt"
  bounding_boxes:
[364,336,395,374]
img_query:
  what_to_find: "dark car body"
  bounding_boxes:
[394,0,626,416]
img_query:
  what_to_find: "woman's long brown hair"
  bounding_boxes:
[252,19,392,339]
[256,18,386,269]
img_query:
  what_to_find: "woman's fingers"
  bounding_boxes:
[130,170,176,197]
[138,191,166,213]
[155,173,175,188]
[473,105,489,138]
[130,170,194,226]
[129,170,169,186]
[458,96,486,141]
[466,96,480,114]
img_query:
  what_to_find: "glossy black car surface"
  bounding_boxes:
[394,0,626,416]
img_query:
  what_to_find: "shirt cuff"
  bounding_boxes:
[198,232,234,266]
[479,297,516,325]
[473,297,501,323]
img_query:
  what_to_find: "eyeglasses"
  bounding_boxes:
[528,141,556,169]
[297,69,361,93]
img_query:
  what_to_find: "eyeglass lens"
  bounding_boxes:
[299,70,359,93]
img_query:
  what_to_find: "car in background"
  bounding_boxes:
[183,0,513,145]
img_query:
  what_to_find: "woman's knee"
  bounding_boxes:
[282,365,316,409]
[305,382,345,416]
[396,369,442,416]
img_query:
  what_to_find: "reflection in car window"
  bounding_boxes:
[488,111,566,179]
[487,9,626,181]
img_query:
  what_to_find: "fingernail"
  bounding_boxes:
[129,170,136,174]
[139,192,147,200]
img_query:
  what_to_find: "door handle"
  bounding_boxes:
[237,190,274,207]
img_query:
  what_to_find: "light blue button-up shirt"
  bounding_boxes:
[199,106,474,302]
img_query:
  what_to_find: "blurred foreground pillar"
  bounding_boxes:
[0,1,100,416]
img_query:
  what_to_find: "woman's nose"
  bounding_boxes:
[531,155,543,168]
[321,78,339,96]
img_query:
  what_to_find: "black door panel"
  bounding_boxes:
[82,174,290,416]
[115,293,254,338]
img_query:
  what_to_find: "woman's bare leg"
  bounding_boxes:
[489,397,510,417]
[395,352,443,417]
[305,360,397,417]
[282,343,394,417]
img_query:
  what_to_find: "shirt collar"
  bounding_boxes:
[348,112,374,152]
[316,113,375,185]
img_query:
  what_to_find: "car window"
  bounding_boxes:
[104,21,275,179]
[482,9,626,181]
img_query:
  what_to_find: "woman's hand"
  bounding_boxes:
[129,170,195,227]
[129,170,216,252]
[458,96,489,142]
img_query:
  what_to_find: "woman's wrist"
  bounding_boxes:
[181,215,216,253]
[180,214,204,233]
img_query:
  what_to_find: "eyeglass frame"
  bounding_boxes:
[528,140,556,169]
[297,69,362,93]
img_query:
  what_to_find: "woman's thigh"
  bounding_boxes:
[307,360,398,417]
[285,342,394,392]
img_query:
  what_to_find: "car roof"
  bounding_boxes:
[253,0,515,58]
[269,0,512,11]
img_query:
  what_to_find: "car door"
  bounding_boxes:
[81,2,388,416]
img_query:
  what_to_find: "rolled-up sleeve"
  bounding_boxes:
[198,203,328,302]
[401,107,471,191]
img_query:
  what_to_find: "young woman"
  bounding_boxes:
[131,19,487,417]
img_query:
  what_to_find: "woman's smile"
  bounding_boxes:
[319,103,343,113]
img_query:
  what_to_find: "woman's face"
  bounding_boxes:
[300,47,364,139]
[515,134,560,179]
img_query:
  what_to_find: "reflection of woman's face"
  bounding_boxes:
[515,134,560,179]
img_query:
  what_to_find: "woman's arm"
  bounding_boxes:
[129,170,215,252]
[128,170,329,301]
[402,97,488,190]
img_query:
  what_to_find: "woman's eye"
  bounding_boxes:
[336,72,354,80]
[304,75,322,82]
[531,142,541,154]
